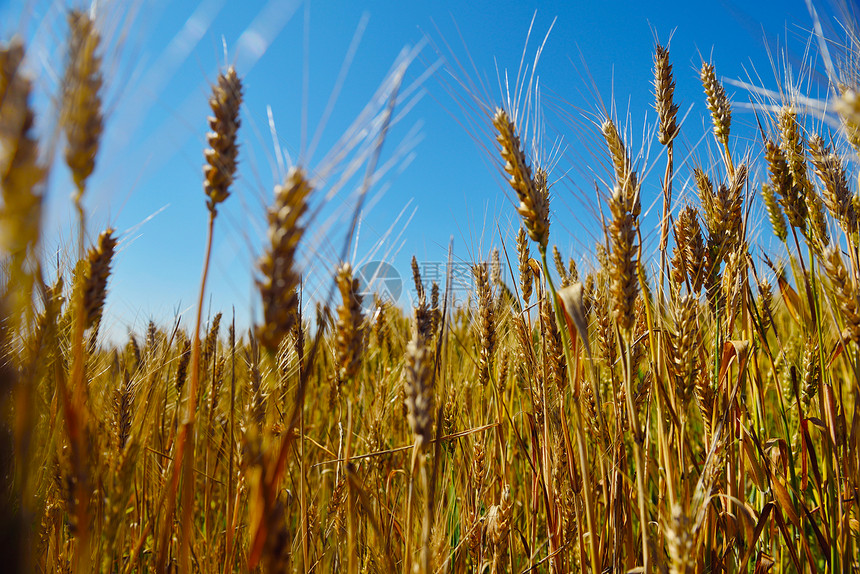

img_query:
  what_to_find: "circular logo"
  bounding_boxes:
[355,261,402,311]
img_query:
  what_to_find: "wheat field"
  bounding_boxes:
[0,3,859,574]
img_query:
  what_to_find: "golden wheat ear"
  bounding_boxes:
[761,182,788,242]
[809,134,857,233]
[334,263,365,382]
[821,245,860,342]
[204,67,242,214]
[257,167,312,353]
[1,39,44,319]
[516,227,533,308]
[670,205,705,293]
[472,262,495,387]
[62,10,105,259]
[835,86,860,153]
[411,255,434,340]
[700,62,731,148]
[653,43,679,146]
[82,228,117,331]
[653,42,679,259]
[492,108,550,248]
[601,120,640,340]
[765,137,807,232]
[403,331,433,450]
[63,10,103,196]
[667,294,701,410]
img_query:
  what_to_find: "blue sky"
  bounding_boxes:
[2,0,835,341]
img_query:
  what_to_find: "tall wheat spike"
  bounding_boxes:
[0,39,43,316]
[493,108,550,247]
[654,44,679,145]
[257,167,312,352]
[700,62,731,148]
[165,65,243,573]
[204,67,242,214]
[62,10,103,258]
[81,228,117,331]
[63,10,103,196]
[335,263,365,381]
[473,262,495,387]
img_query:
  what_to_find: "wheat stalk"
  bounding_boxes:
[164,65,243,574]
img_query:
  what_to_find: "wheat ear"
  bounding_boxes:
[0,39,44,318]
[492,108,550,247]
[204,67,242,214]
[257,167,312,352]
[62,10,103,257]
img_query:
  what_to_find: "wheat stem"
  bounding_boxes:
[540,248,599,574]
